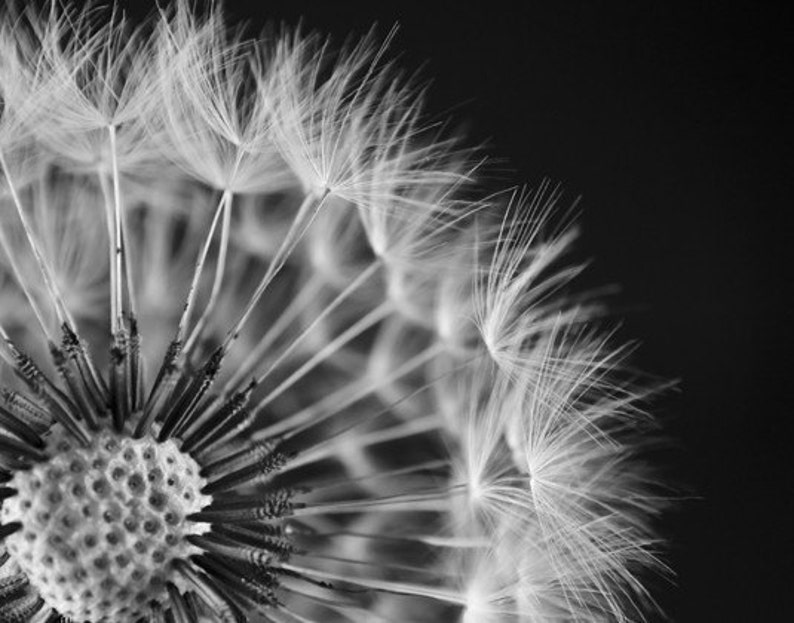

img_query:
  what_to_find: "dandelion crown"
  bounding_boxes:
[0,1,667,622]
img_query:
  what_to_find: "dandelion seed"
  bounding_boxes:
[0,1,669,622]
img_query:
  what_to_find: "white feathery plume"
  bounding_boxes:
[473,184,596,377]
[153,1,293,194]
[450,360,535,530]
[507,323,664,619]
[267,26,468,207]
[3,3,160,172]
[456,521,549,623]
[355,179,482,329]
[0,20,37,155]
[266,27,397,199]
[449,322,664,621]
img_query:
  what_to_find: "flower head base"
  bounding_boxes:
[0,1,669,622]
[2,427,210,622]
[0,308,307,621]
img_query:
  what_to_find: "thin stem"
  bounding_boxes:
[252,260,381,389]
[278,581,379,623]
[220,273,325,398]
[308,459,449,493]
[253,301,392,412]
[98,173,118,331]
[108,125,125,329]
[304,530,488,549]
[285,416,442,473]
[281,563,467,606]
[118,181,138,319]
[294,552,452,582]
[0,224,52,339]
[222,190,329,351]
[292,485,464,517]
[0,149,69,335]
[175,189,232,344]
[183,190,233,354]
[252,342,441,441]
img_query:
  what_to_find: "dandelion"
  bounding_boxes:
[0,1,668,622]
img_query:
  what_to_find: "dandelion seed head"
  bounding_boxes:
[0,1,670,621]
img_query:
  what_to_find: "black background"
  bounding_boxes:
[126,1,792,620]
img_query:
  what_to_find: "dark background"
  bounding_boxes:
[130,1,791,620]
